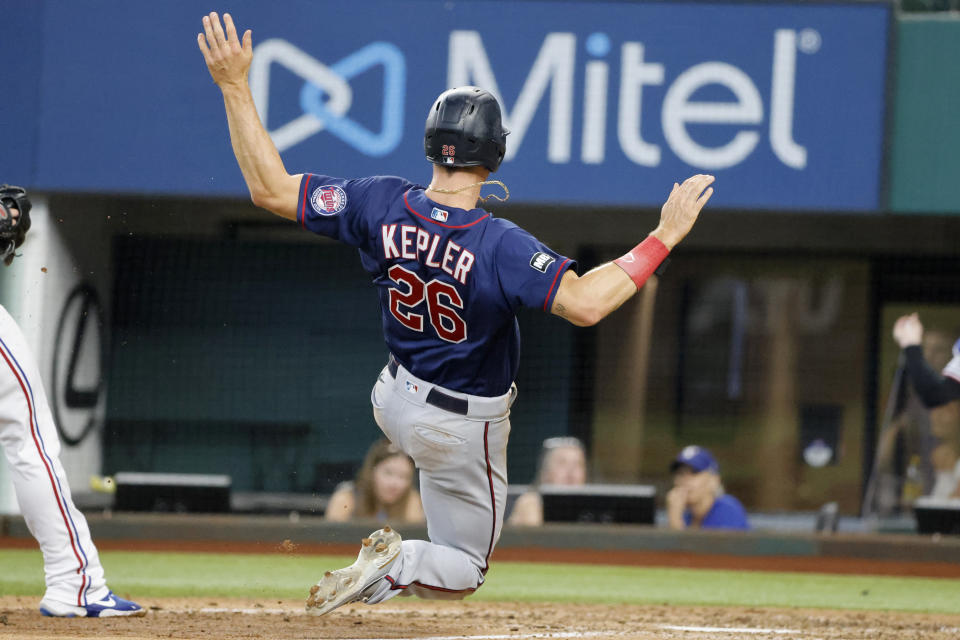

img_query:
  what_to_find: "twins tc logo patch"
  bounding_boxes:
[430,207,449,222]
[529,252,555,273]
[311,185,348,216]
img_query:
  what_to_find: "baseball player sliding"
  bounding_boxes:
[0,186,144,617]
[199,12,713,615]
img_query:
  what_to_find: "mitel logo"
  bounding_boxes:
[449,29,819,170]
[250,39,406,156]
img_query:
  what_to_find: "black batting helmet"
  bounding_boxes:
[424,87,509,173]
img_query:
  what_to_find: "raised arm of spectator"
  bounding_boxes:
[893,313,960,408]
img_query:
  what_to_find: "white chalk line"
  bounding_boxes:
[660,625,803,635]
[182,607,815,638]
[192,606,465,616]
[191,613,619,639]
[197,607,292,615]
[347,634,616,640]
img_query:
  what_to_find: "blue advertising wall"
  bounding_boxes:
[1,0,890,210]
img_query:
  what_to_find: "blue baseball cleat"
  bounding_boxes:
[39,591,146,618]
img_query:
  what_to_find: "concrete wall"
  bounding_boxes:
[0,199,112,513]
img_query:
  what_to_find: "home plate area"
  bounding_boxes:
[1,598,959,640]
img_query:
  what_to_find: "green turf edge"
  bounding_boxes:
[1,549,958,615]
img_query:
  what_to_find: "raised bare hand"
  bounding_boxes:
[652,174,715,250]
[893,313,923,348]
[197,12,253,89]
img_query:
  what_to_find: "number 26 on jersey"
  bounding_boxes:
[388,265,467,343]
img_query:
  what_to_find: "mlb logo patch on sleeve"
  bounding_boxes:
[529,252,555,273]
[311,185,348,216]
[431,207,449,222]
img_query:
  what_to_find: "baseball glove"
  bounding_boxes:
[0,184,31,266]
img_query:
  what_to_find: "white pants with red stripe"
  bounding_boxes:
[365,361,513,602]
[0,305,108,606]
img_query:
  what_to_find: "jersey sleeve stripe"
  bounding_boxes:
[299,175,310,229]
[542,258,572,312]
[403,190,490,229]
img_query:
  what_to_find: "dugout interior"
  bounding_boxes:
[4,192,958,521]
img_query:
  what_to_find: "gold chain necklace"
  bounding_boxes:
[426,180,510,205]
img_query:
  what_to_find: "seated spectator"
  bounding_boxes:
[930,441,960,499]
[667,446,749,531]
[325,438,424,523]
[508,436,587,526]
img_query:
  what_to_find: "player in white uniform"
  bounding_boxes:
[0,185,144,617]
[199,12,712,616]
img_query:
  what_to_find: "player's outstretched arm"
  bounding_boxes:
[551,175,714,326]
[198,12,301,220]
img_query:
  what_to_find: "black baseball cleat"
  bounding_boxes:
[305,526,402,616]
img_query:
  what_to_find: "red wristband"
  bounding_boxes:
[613,236,670,290]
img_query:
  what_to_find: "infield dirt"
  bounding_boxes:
[1,596,959,640]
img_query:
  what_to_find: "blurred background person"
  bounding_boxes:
[892,313,960,499]
[667,446,749,531]
[893,313,960,408]
[508,437,587,526]
[325,438,424,523]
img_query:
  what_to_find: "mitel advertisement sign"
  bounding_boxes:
[4,1,891,210]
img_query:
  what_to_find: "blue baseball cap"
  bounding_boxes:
[670,446,719,473]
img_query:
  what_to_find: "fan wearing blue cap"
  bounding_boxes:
[667,446,749,531]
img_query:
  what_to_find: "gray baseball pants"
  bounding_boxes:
[365,358,515,602]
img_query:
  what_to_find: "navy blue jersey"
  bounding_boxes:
[683,495,750,530]
[297,173,575,396]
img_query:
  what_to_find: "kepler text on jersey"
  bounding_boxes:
[381,224,475,285]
